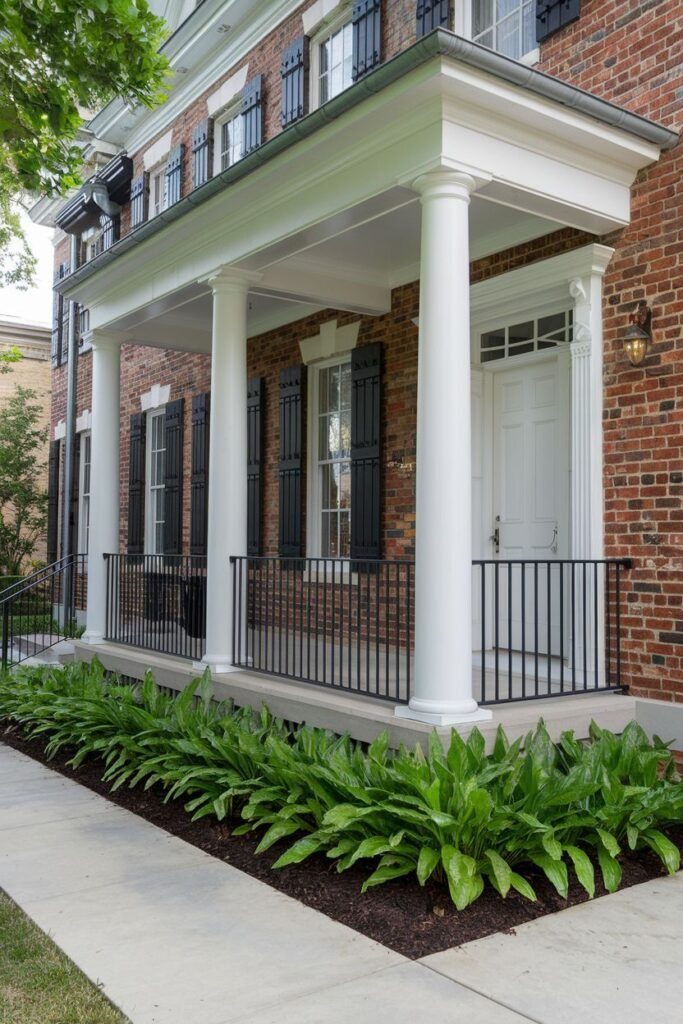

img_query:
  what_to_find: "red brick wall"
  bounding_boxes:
[52,1,683,700]
[537,2,683,700]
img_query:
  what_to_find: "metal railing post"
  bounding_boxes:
[1,603,9,672]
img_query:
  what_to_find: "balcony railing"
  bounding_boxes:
[231,557,413,704]
[103,554,631,707]
[472,558,632,704]
[104,554,207,662]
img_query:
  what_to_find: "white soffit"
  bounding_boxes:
[207,65,249,117]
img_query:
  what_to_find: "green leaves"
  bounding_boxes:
[1,661,682,916]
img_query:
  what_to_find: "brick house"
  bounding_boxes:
[30,0,682,741]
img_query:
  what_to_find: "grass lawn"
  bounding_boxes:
[0,892,127,1024]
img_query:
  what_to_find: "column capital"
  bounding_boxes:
[204,266,263,295]
[412,169,478,204]
[84,329,123,352]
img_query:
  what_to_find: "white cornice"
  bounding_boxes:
[93,0,297,154]
[470,244,615,325]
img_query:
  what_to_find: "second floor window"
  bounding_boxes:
[146,409,166,554]
[472,0,536,61]
[149,162,167,218]
[314,14,353,107]
[214,108,244,174]
[78,431,91,555]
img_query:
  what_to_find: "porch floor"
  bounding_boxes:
[74,641,636,749]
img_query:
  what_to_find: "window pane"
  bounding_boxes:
[339,464,351,509]
[497,0,518,17]
[497,11,520,58]
[508,321,534,344]
[473,0,494,36]
[522,0,536,54]
[320,38,330,75]
[339,512,350,558]
[321,511,337,557]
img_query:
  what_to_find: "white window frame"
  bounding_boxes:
[145,408,166,556]
[148,161,167,219]
[78,430,91,555]
[81,225,103,263]
[212,104,244,176]
[456,2,539,65]
[306,353,353,561]
[309,4,354,113]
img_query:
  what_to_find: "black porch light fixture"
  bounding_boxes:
[623,301,652,366]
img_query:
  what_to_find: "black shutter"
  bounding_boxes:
[163,399,184,558]
[130,173,149,227]
[278,366,304,558]
[69,433,80,558]
[416,0,451,36]
[352,0,382,80]
[241,75,263,154]
[100,213,119,252]
[247,378,263,556]
[192,118,212,189]
[47,440,60,564]
[536,0,580,42]
[165,144,184,207]
[51,291,63,368]
[350,343,382,561]
[127,413,146,555]
[281,36,308,128]
[190,393,210,556]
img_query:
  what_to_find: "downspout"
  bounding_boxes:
[61,232,79,632]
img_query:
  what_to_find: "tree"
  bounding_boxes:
[0,386,48,575]
[0,1,169,287]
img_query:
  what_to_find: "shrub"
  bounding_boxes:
[0,660,681,909]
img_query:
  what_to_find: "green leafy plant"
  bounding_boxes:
[0,660,681,910]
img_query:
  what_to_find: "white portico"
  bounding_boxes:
[61,34,676,727]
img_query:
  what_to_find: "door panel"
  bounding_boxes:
[492,357,568,655]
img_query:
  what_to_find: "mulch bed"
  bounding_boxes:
[3,723,682,960]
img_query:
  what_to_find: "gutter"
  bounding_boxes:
[57,29,679,295]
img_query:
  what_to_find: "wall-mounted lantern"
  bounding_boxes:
[624,301,652,366]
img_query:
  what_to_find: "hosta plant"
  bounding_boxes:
[0,659,681,910]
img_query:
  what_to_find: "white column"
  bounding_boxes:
[200,269,256,673]
[396,171,491,726]
[82,332,120,644]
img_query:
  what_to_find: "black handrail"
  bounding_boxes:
[0,554,87,670]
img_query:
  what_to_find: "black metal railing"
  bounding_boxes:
[0,554,87,670]
[230,557,413,703]
[104,553,207,661]
[472,558,632,704]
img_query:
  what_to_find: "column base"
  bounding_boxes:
[395,697,493,727]
[80,630,106,646]
[193,656,245,675]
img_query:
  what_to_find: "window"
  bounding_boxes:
[311,11,353,109]
[471,0,537,61]
[313,359,352,557]
[146,410,166,554]
[213,107,244,175]
[149,162,167,218]
[78,432,91,555]
[479,310,573,364]
[81,225,103,263]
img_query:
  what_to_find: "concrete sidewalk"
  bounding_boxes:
[0,743,681,1024]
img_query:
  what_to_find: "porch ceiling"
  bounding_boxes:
[107,196,561,352]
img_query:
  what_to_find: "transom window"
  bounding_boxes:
[149,162,167,218]
[317,18,353,105]
[317,360,352,558]
[479,310,573,364]
[146,410,166,554]
[78,431,91,555]
[472,0,536,61]
[214,108,244,174]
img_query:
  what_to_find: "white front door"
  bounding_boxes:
[491,353,569,654]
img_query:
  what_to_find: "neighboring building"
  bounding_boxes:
[0,316,51,565]
[31,1,682,736]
